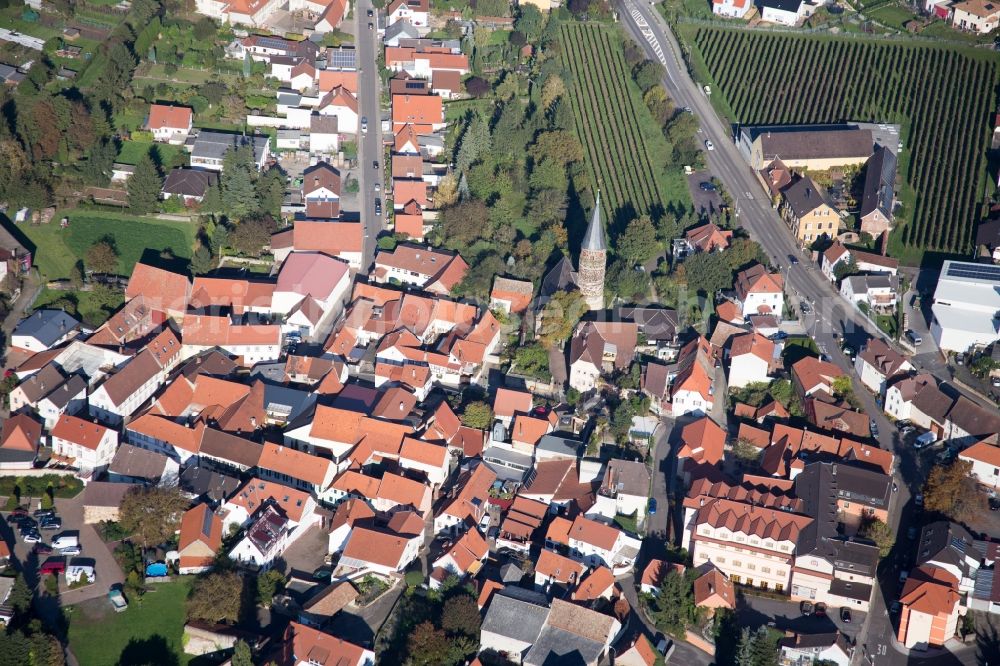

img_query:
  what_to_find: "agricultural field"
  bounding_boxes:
[686,28,998,260]
[558,23,689,227]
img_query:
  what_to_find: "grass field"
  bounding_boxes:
[67,579,193,666]
[19,210,196,280]
[558,23,691,230]
[683,27,998,263]
[116,141,187,168]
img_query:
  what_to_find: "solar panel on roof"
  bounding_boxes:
[257,37,290,51]
[946,263,1000,281]
[327,50,356,69]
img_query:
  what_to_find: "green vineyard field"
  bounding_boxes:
[686,27,998,259]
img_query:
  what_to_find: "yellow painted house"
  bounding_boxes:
[780,176,840,245]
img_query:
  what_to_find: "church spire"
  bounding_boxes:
[577,191,607,312]
[582,191,606,252]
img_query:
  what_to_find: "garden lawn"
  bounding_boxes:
[67,579,193,666]
[117,140,187,168]
[19,211,197,280]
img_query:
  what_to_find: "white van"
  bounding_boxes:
[52,535,79,551]
[914,431,937,449]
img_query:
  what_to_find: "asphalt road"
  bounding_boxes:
[355,0,385,275]
[617,4,987,664]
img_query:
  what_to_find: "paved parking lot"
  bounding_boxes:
[738,593,863,641]
[686,171,723,215]
[2,494,124,606]
[281,526,329,578]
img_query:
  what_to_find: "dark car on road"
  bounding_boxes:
[40,517,62,530]
[814,602,827,617]
[800,601,813,615]
[840,608,851,623]
[647,498,657,515]
[698,181,715,191]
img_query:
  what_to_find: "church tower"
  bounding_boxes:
[578,193,607,311]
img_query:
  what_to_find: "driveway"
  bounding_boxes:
[281,526,329,578]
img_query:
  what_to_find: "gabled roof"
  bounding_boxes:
[50,414,112,450]
[735,263,784,300]
[229,477,312,523]
[568,514,621,551]
[146,104,192,130]
[0,414,41,453]
[535,548,585,583]
[678,416,726,465]
[125,263,190,314]
[178,503,222,556]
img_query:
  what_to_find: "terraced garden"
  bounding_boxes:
[558,23,689,227]
[685,27,999,260]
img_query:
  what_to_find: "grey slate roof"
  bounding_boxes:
[916,521,977,577]
[14,310,78,347]
[859,146,896,221]
[109,444,169,481]
[43,374,86,410]
[162,168,218,198]
[581,193,606,253]
[191,131,269,164]
[536,433,583,458]
[783,176,835,218]
[524,625,605,666]
[179,465,241,504]
[617,306,678,342]
[481,588,549,644]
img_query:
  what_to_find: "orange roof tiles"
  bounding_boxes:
[493,388,533,420]
[377,472,427,509]
[569,515,621,551]
[330,498,375,531]
[146,104,192,130]
[511,415,551,446]
[900,565,960,615]
[678,416,726,466]
[441,464,495,522]
[696,497,812,542]
[229,477,312,523]
[694,566,736,609]
[729,331,775,362]
[317,70,359,94]
[127,414,204,453]
[400,437,448,468]
[546,516,573,546]
[535,548,585,583]
[792,356,844,394]
[342,526,413,569]
[51,414,112,450]
[189,277,275,313]
[178,503,222,567]
[1,414,40,452]
[281,622,369,666]
[125,263,190,314]
[391,94,443,131]
[573,566,615,601]
[259,443,332,487]
[331,470,381,499]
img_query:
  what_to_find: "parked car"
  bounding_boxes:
[956,353,965,366]
[374,183,380,193]
[647,497,657,515]
[914,493,924,508]
[59,546,81,556]
[814,602,827,617]
[52,535,79,551]
[22,531,41,543]
[373,160,379,170]
[366,7,373,15]
[899,570,909,584]
[989,498,1000,511]
[40,518,62,530]
[6,507,28,522]
[840,607,851,623]
[800,601,813,615]
[32,543,52,557]
[896,420,912,431]
[33,509,55,519]
[870,420,879,437]
[905,329,922,346]
[39,558,66,575]
[698,181,715,191]
[361,117,368,133]
[890,601,901,614]
[704,140,715,151]
[907,526,917,540]
[108,588,128,613]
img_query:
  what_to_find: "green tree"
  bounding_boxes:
[229,216,276,257]
[731,438,760,466]
[924,460,985,522]
[513,343,550,380]
[118,486,188,548]
[220,145,259,219]
[407,621,451,666]
[633,59,665,93]
[441,594,481,637]
[188,571,242,624]
[439,200,490,251]
[538,289,587,348]
[679,251,732,298]
[256,569,285,606]
[515,3,544,40]
[456,114,491,174]
[85,240,119,274]
[83,138,119,185]
[617,215,659,265]
[833,256,859,283]
[127,154,162,215]
[256,167,286,217]
[453,252,505,299]
[8,574,33,614]
[643,85,673,126]
[460,401,493,430]
[231,640,253,666]
[191,243,215,275]
[541,74,566,111]
[531,130,583,166]
[650,569,700,637]
[859,517,895,557]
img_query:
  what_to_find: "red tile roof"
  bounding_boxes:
[146,104,192,131]
[50,414,112,450]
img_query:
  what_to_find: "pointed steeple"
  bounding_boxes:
[582,192,606,253]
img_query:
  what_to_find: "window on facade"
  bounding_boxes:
[731,575,741,584]
[775,583,783,592]
[746,564,756,571]
[761,567,771,574]
[745,578,754,587]
[760,582,769,590]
